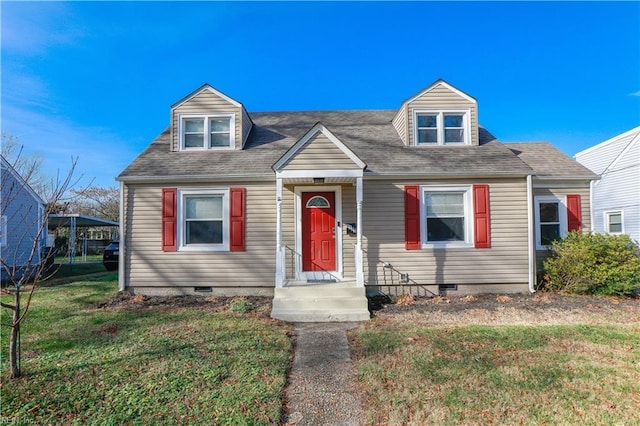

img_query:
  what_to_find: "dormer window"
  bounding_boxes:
[414,110,470,146]
[180,114,235,150]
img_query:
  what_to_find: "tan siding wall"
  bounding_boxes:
[362,178,529,289]
[284,134,361,170]
[124,181,276,291]
[533,184,592,262]
[392,105,408,145]
[172,90,244,151]
[407,84,479,145]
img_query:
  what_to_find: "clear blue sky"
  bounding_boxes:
[2,1,639,189]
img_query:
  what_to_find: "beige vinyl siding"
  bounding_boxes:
[171,90,244,151]
[283,133,361,170]
[241,107,253,147]
[533,183,591,262]
[362,178,529,290]
[407,84,479,145]
[282,185,296,278]
[392,104,408,145]
[123,181,276,292]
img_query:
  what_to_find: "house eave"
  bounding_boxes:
[532,175,600,182]
[117,173,274,184]
[364,171,531,180]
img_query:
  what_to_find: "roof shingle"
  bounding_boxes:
[119,110,590,181]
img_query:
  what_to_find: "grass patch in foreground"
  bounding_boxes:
[352,323,640,425]
[1,280,293,425]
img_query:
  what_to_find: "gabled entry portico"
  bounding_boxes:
[271,123,369,321]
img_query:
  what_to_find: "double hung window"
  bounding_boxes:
[415,110,469,145]
[535,197,567,249]
[180,115,235,150]
[179,190,229,251]
[421,186,472,247]
[605,211,623,234]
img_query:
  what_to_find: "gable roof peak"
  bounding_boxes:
[401,78,477,106]
[171,83,242,109]
[272,121,366,171]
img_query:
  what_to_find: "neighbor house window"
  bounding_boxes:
[180,114,235,150]
[178,189,229,251]
[421,186,472,247]
[604,211,623,234]
[414,110,470,145]
[535,197,567,249]
[1,215,6,247]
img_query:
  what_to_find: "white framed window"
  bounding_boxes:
[178,189,229,251]
[179,114,235,150]
[1,215,7,247]
[421,186,473,248]
[604,210,623,234]
[534,196,568,249]
[414,110,471,145]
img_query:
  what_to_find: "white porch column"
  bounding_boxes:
[275,178,284,288]
[355,176,364,286]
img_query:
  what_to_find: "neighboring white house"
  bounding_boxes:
[0,156,47,281]
[575,126,640,243]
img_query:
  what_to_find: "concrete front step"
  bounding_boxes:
[271,285,370,322]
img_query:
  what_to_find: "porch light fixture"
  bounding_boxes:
[313,178,325,184]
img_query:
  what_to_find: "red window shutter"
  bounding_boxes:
[566,194,582,232]
[162,188,177,252]
[473,184,491,249]
[405,185,421,250]
[230,187,246,251]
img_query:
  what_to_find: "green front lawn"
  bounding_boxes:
[352,322,640,425]
[1,279,293,425]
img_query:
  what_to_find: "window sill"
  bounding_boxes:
[179,245,229,252]
[179,147,234,152]
[422,242,473,249]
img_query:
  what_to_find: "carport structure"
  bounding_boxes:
[47,214,119,263]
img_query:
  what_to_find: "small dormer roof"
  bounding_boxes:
[171,83,243,109]
[400,78,477,106]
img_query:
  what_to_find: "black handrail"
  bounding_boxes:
[360,246,438,297]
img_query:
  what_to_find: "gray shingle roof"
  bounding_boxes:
[118,110,589,181]
[503,142,598,179]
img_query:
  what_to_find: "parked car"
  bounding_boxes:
[103,241,119,271]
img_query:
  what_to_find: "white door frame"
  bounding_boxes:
[294,185,343,280]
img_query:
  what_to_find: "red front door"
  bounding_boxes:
[302,192,336,272]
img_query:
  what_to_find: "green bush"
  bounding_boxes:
[543,232,640,296]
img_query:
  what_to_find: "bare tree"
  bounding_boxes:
[71,186,119,221]
[1,155,80,379]
[1,133,47,197]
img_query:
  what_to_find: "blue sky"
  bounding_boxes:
[2,1,639,189]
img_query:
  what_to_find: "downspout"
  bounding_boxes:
[589,179,595,232]
[118,181,125,292]
[527,175,536,293]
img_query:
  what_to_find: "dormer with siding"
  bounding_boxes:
[393,79,479,146]
[170,84,253,151]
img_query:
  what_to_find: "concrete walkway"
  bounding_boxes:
[284,323,366,426]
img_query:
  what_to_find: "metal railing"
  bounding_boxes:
[360,246,438,297]
[283,245,341,283]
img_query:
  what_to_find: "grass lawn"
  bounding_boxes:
[352,321,640,425]
[44,262,109,281]
[1,279,293,425]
